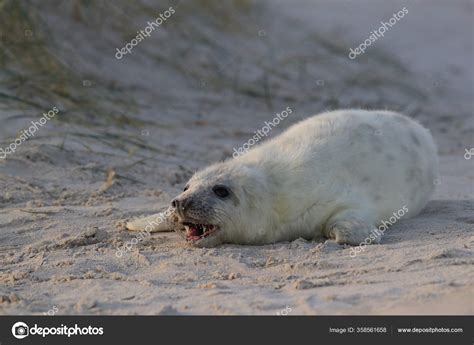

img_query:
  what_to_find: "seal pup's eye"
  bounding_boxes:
[212,185,230,198]
[183,184,189,192]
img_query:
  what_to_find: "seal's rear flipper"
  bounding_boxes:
[126,210,178,233]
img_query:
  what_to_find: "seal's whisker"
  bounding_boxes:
[212,208,239,232]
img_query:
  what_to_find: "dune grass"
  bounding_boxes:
[0,0,428,157]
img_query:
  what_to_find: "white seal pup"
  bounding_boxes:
[126,109,438,247]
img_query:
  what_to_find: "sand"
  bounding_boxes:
[0,0,472,315]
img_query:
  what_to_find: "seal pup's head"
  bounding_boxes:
[171,160,269,247]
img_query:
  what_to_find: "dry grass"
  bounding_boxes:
[0,0,429,155]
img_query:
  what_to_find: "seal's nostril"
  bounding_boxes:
[171,199,179,209]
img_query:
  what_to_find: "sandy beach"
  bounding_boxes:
[0,0,472,315]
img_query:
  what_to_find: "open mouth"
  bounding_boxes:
[183,222,218,242]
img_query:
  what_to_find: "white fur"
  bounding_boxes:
[127,109,438,246]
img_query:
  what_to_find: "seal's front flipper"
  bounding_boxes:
[126,209,178,233]
[324,210,381,245]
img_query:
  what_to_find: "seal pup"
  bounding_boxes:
[126,109,438,247]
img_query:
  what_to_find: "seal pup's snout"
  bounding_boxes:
[170,189,222,245]
[171,196,193,218]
